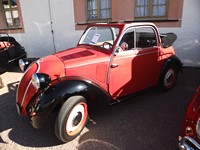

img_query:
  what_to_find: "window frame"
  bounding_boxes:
[117,26,158,51]
[0,0,23,32]
[86,0,112,21]
[135,0,169,19]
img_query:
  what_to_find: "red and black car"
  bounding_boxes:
[17,22,182,142]
[179,86,200,149]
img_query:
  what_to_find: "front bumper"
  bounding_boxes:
[178,136,200,150]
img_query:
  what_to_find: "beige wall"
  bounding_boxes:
[74,0,184,30]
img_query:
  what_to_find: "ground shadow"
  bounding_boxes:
[0,68,199,149]
[76,67,200,150]
[0,67,63,148]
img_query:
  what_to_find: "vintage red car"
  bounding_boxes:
[17,22,182,142]
[179,86,200,149]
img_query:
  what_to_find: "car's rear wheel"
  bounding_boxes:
[55,96,88,142]
[160,64,178,91]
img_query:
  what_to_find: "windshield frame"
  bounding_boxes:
[78,24,122,52]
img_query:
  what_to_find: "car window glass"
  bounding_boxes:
[79,26,119,49]
[119,28,136,50]
[135,27,157,48]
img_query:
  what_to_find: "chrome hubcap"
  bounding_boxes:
[66,104,85,134]
[164,69,175,87]
[73,112,82,126]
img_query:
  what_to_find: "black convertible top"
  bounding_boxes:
[160,33,177,48]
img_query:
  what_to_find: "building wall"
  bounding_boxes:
[7,0,200,67]
[74,0,183,30]
[160,0,200,67]
[11,0,82,57]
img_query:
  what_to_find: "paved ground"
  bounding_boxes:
[0,66,200,150]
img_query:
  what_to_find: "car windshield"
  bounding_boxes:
[79,26,119,50]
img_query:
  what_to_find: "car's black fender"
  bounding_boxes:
[29,77,111,128]
[158,55,183,90]
[161,55,183,74]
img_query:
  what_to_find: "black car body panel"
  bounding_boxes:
[28,78,111,128]
[0,33,26,68]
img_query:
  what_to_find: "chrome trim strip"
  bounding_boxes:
[114,50,158,60]
[20,60,41,107]
[106,51,115,84]
[65,59,110,69]
[65,50,157,69]
[8,54,27,63]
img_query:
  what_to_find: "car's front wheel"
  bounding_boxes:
[55,96,88,142]
[160,64,178,91]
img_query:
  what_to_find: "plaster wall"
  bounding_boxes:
[160,0,200,67]
[9,0,200,67]
[11,0,82,57]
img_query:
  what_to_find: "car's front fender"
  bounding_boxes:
[29,78,111,128]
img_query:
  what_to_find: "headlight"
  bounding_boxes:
[31,73,51,90]
[19,58,33,72]
[185,126,193,136]
[196,118,200,139]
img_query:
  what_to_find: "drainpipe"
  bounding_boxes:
[48,0,56,53]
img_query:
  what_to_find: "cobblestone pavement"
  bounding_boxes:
[0,66,200,150]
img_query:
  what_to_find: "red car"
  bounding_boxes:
[179,86,200,149]
[17,22,182,142]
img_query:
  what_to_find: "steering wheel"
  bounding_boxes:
[102,42,113,49]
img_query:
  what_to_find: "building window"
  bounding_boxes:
[0,0,21,29]
[87,0,111,20]
[135,0,167,18]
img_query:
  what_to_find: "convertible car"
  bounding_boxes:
[17,22,182,142]
[0,33,26,72]
[179,86,200,149]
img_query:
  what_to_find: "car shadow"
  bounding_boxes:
[0,67,199,149]
[0,64,20,75]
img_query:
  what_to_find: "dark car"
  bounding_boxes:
[0,32,26,71]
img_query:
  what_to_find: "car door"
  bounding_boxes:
[0,44,9,65]
[108,26,159,98]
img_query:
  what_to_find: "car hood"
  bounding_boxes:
[54,46,109,68]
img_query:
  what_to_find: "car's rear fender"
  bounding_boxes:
[161,55,183,74]
[29,78,111,128]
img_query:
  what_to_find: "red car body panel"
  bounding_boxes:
[182,86,200,142]
[110,47,160,98]
[178,86,200,149]
[17,55,65,115]
[55,46,110,91]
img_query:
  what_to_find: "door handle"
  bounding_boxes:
[111,63,119,68]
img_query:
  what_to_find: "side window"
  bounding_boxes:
[0,0,21,28]
[87,0,111,20]
[119,28,136,50]
[135,27,157,48]
[135,0,167,18]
